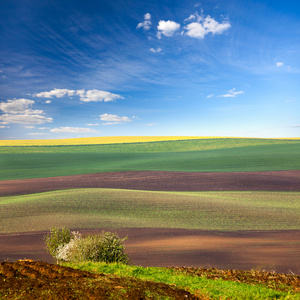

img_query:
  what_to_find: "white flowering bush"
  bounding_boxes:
[45,227,129,264]
[55,231,82,262]
[44,227,73,258]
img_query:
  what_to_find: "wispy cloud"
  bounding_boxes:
[85,123,100,126]
[0,114,53,124]
[50,127,96,133]
[276,62,284,67]
[34,88,76,98]
[219,88,244,98]
[28,132,50,136]
[100,113,132,125]
[137,13,152,30]
[150,47,162,53]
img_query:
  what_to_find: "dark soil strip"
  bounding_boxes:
[0,170,299,196]
[1,229,300,275]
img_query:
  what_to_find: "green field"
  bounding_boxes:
[1,138,299,180]
[1,188,299,233]
[63,261,300,300]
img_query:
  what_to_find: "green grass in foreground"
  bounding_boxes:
[0,138,299,180]
[1,189,299,233]
[63,261,300,299]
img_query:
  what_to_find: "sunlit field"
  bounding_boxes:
[0,136,218,146]
[0,135,299,146]
[1,138,299,180]
[1,189,299,233]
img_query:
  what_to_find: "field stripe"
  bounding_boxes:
[1,136,299,146]
[0,189,299,233]
[0,170,299,197]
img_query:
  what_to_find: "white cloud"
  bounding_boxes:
[0,99,35,114]
[45,100,51,104]
[150,47,162,53]
[0,114,53,124]
[157,20,180,38]
[185,14,231,39]
[185,22,207,39]
[25,126,35,129]
[78,90,124,102]
[276,62,284,67]
[100,113,132,125]
[50,127,96,133]
[76,89,85,97]
[203,15,231,34]
[137,13,152,30]
[0,98,53,124]
[219,88,244,98]
[34,88,76,98]
[85,123,100,126]
[0,125,7,128]
[33,88,124,103]
[206,94,214,98]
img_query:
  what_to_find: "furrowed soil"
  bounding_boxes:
[0,260,200,299]
[1,260,299,299]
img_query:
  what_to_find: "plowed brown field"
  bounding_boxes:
[1,229,300,275]
[0,260,200,299]
[0,170,299,196]
[1,260,299,299]
[1,171,300,283]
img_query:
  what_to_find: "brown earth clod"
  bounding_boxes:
[0,260,201,299]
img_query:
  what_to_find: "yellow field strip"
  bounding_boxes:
[0,136,299,146]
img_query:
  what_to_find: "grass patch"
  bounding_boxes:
[1,138,299,180]
[63,261,300,299]
[1,189,299,233]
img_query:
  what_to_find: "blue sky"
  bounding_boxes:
[0,0,299,139]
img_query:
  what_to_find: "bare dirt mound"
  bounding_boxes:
[0,170,299,196]
[0,260,200,299]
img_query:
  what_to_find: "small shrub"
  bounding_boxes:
[44,227,73,257]
[46,227,129,264]
[78,231,129,264]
